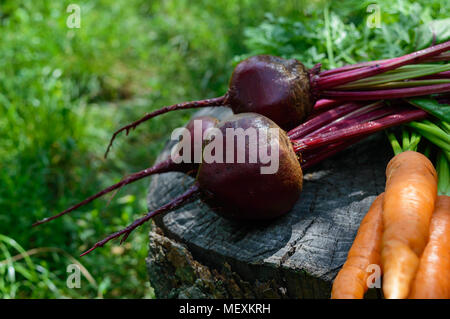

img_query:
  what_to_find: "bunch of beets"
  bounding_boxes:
[34,41,450,256]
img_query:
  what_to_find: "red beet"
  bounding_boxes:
[225,56,314,130]
[197,113,303,220]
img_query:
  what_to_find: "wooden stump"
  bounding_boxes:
[146,107,390,298]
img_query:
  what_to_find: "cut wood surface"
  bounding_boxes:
[146,107,389,298]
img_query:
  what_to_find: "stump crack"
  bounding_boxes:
[279,217,316,266]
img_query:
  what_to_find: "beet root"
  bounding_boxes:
[225,55,314,130]
[196,113,303,220]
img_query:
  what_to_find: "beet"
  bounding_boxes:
[197,113,303,220]
[225,56,314,130]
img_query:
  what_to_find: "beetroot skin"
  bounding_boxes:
[225,55,314,130]
[197,113,303,220]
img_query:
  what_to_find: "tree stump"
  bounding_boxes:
[146,107,390,298]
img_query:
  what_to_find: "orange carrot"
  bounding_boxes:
[381,151,438,299]
[331,194,384,299]
[409,196,450,299]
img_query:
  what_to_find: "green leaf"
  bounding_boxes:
[415,18,450,50]
[407,97,450,122]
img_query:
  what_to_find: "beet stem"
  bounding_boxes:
[321,83,450,100]
[300,137,364,170]
[104,96,225,158]
[292,108,427,152]
[32,158,177,227]
[80,183,201,257]
[303,101,389,138]
[318,52,450,78]
[417,71,450,80]
[287,102,362,139]
[289,101,385,140]
[316,41,450,89]
[310,99,347,116]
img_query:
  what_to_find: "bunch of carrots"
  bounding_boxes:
[329,38,449,299]
[331,150,450,299]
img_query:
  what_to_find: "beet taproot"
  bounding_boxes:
[225,55,314,130]
[197,113,303,220]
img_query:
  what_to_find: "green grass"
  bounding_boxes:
[0,0,448,298]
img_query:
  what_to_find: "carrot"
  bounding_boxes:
[409,195,450,299]
[381,151,438,299]
[331,194,384,299]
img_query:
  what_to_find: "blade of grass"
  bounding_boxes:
[324,6,335,69]
[0,234,37,281]
[0,247,98,289]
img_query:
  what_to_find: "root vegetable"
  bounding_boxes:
[381,151,438,299]
[331,194,384,299]
[409,195,450,299]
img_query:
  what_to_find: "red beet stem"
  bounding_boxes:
[104,96,225,158]
[287,102,362,140]
[318,52,450,78]
[313,99,342,111]
[80,183,200,257]
[417,71,450,80]
[32,158,179,227]
[316,41,450,89]
[425,52,450,62]
[292,108,427,153]
[300,137,364,170]
[321,83,450,100]
[319,61,388,77]
[308,99,346,117]
[304,101,390,138]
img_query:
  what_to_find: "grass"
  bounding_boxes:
[0,0,448,298]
